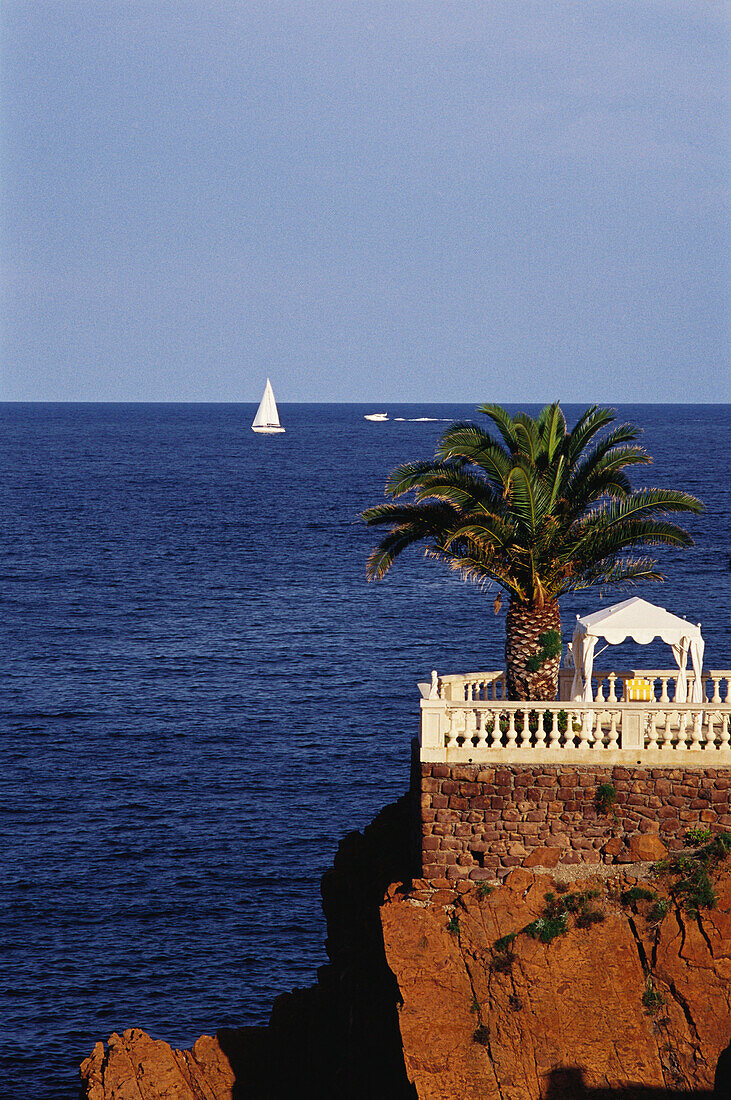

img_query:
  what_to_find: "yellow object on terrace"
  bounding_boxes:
[625,678,654,701]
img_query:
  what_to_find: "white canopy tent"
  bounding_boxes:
[568,597,705,704]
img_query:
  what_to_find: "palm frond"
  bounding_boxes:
[506,462,552,534]
[383,459,458,498]
[512,413,541,462]
[425,545,527,599]
[562,555,666,594]
[361,500,459,529]
[409,468,505,512]
[564,406,616,463]
[579,489,704,532]
[537,402,567,462]
[477,404,522,454]
[435,425,513,491]
[572,521,697,567]
[441,515,515,552]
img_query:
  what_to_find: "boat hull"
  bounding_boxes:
[252,426,285,433]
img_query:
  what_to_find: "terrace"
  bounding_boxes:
[419,668,731,764]
[419,598,731,765]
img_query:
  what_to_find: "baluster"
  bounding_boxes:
[505,710,517,751]
[577,710,591,750]
[519,707,532,749]
[534,707,547,749]
[718,714,730,754]
[457,707,469,747]
[606,711,619,751]
[564,710,576,747]
[725,677,731,705]
[494,707,505,748]
[647,711,659,751]
[675,712,688,751]
[548,710,561,750]
[659,711,673,752]
[465,707,477,747]
[444,711,458,750]
[689,710,703,751]
[607,674,617,703]
[466,681,474,702]
[704,711,717,752]
[659,677,669,703]
[595,678,605,703]
[711,676,722,705]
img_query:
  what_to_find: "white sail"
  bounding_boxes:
[252,379,285,433]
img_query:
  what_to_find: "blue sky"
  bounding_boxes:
[1,1,727,402]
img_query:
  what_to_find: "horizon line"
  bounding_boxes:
[1,399,728,407]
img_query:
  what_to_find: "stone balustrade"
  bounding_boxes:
[558,668,731,704]
[420,672,731,765]
[430,668,731,704]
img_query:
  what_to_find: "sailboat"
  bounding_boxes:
[251,378,285,434]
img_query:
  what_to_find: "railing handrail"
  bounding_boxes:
[424,699,731,711]
[440,668,731,680]
[437,671,506,681]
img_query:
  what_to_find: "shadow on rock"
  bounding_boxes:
[544,1065,718,1099]
[215,794,418,1099]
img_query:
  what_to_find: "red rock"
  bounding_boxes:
[628,834,667,861]
[503,867,533,891]
[79,1027,251,1100]
[523,847,561,868]
[382,864,731,1100]
[430,888,456,907]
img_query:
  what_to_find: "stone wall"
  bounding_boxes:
[416,761,731,885]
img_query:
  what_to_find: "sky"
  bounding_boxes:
[1,1,727,403]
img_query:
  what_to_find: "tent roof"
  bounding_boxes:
[573,597,702,646]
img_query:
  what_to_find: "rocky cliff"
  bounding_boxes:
[383,864,729,1098]
[81,795,730,1099]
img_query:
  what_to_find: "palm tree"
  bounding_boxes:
[362,403,703,701]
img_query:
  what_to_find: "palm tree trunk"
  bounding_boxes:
[505,598,561,701]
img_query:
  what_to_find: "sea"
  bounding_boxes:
[1,402,729,1099]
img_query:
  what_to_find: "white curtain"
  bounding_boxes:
[570,632,583,700]
[570,631,597,703]
[689,637,705,704]
[672,638,689,703]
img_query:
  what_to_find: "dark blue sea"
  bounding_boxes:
[1,403,729,1099]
